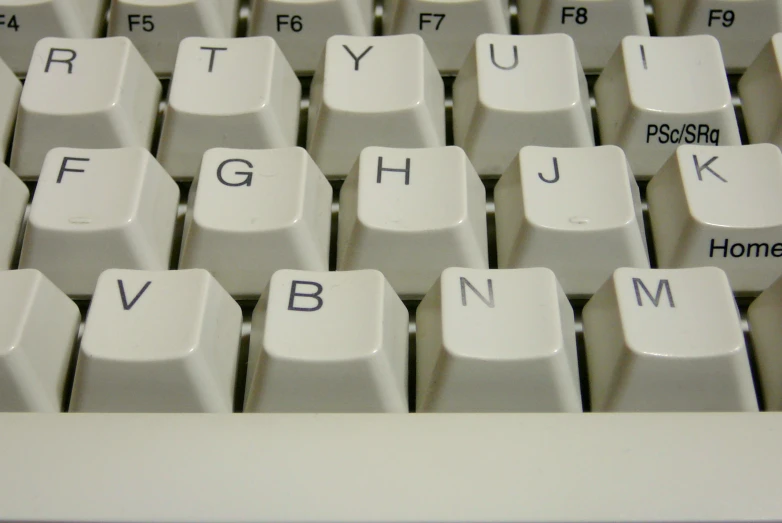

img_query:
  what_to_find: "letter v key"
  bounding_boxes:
[117,280,151,311]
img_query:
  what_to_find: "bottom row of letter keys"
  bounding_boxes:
[0,266,776,412]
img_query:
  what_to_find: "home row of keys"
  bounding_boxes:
[2,265,778,413]
[8,32,782,179]
[6,144,782,299]
[2,1,782,73]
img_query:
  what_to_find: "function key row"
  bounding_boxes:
[5,144,782,299]
[3,264,781,413]
[10,32,782,180]
[1,1,782,74]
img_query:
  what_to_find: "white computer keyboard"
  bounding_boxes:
[2,1,782,522]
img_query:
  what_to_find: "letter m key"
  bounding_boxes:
[632,278,675,308]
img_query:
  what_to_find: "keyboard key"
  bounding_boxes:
[10,37,161,179]
[452,34,594,175]
[518,0,649,71]
[19,147,179,297]
[595,35,740,179]
[383,0,510,72]
[0,54,20,159]
[0,269,80,412]
[157,37,301,180]
[179,147,332,297]
[648,144,782,293]
[248,0,374,74]
[0,0,105,74]
[0,163,28,270]
[307,34,445,177]
[583,267,758,412]
[244,269,409,412]
[652,0,782,71]
[494,145,649,296]
[337,146,488,297]
[108,0,240,75]
[70,268,242,412]
[416,267,581,412]
[739,33,782,149]
[747,274,782,410]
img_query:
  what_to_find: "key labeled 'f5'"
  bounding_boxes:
[307,35,445,176]
[337,146,488,297]
[69,269,242,412]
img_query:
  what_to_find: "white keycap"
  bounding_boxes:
[0,163,28,270]
[0,269,79,412]
[416,267,581,412]
[518,0,649,71]
[748,274,782,410]
[108,0,240,75]
[583,267,758,412]
[0,0,105,74]
[307,35,445,177]
[595,35,740,179]
[19,147,179,297]
[494,146,649,296]
[0,54,20,158]
[245,269,409,413]
[648,144,782,293]
[11,37,161,179]
[739,33,782,149]
[248,0,374,74]
[179,147,332,297]
[157,37,301,180]
[383,0,510,72]
[452,34,594,175]
[70,269,241,412]
[337,146,488,297]
[652,0,782,71]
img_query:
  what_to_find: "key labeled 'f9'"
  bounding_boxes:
[10,37,161,179]
[19,148,179,297]
[70,269,242,413]
[245,269,409,413]
[595,35,740,179]
[307,35,445,176]
[583,267,758,412]
[648,144,782,293]
[337,146,488,298]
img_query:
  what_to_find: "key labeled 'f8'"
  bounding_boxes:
[307,35,445,176]
[158,37,301,180]
[19,148,179,297]
[11,37,161,179]
[595,35,740,179]
[583,267,758,412]
[245,269,409,413]
[648,144,782,293]
[453,34,594,175]
[70,269,242,413]
[416,268,581,412]
[337,146,488,298]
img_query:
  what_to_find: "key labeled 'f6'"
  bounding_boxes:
[416,268,581,412]
[70,269,242,412]
[337,146,488,297]
[245,269,409,412]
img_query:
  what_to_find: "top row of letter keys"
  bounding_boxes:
[2,1,782,73]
